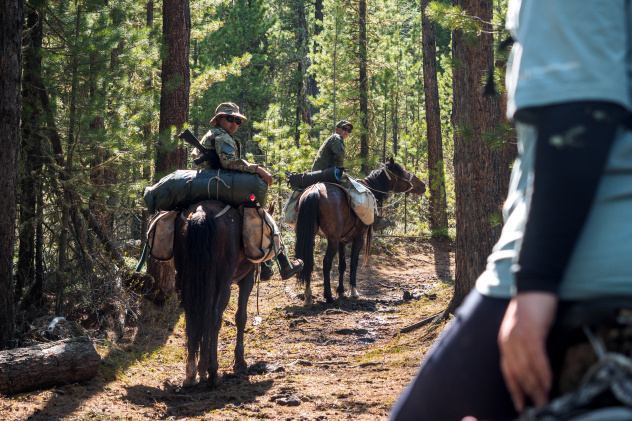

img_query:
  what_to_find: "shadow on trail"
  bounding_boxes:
[25,297,184,421]
[430,237,453,282]
[283,296,379,318]
[122,377,274,417]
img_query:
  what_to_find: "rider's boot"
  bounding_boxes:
[260,261,274,281]
[373,215,392,231]
[278,252,304,280]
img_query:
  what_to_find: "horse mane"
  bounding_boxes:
[359,161,404,204]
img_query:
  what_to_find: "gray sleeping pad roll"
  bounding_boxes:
[288,166,341,190]
[143,169,268,214]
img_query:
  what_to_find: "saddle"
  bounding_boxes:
[146,203,278,264]
[282,178,376,229]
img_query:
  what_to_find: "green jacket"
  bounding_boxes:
[191,127,258,173]
[311,133,345,171]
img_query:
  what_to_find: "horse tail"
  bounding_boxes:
[362,225,373,267]
[180,208,218,363]
[295,189,319,286]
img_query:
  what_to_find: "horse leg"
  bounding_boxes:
[322,239,338,303]
[207,281,232,388]
[304,283,313,306]
[349,236,365,298]
[337,242,347,299]
[184,351,198,388]
[234,268,255,373]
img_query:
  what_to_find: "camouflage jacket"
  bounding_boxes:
[191,127,258,174]
[311,133,345,171]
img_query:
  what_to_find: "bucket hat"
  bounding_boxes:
[210,102,247,126]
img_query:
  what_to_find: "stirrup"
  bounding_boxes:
[280,259,304,280]
[373,217,392,231]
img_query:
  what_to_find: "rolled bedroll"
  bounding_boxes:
[287,166,342,190]
[143,169,268,214]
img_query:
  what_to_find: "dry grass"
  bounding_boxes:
[0,238,454,421]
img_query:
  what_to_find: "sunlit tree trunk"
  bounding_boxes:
[447,0,516,313]
[359,0,369,175]
[148,0,191,297]
[421,0,448,233]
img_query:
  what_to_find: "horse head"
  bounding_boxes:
[384,157,426,195]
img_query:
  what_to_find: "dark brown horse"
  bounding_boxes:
[294,158,426,305]
[173,200,256,388]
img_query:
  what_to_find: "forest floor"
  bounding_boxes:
[0,236,454,421]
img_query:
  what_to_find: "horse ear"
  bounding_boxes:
[389,156,395,166]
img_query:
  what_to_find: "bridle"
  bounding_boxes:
[378,163,416,194]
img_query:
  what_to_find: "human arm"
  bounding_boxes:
[214,130,259,174]
[255,166,273,185]
[330,134,346,168]
[500,102,624,412]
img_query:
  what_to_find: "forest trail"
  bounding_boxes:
[0,238,454,421]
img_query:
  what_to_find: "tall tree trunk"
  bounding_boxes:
[447,0,516,313]
[306,0,323,131]
[421,0,448,233]
[295,0,308,146]
[0,0,23,349]
[156,0,190,174]
[393,72,399,156]
[57,4,83,314]
[359,0,369,175]
[149,0,191,296]
[17,8,44,306]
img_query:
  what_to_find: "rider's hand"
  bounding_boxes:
[498,292,558,413]
[256,166,273,185]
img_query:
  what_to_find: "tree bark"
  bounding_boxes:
[359,0,370,175]
[0,337,101,395]
[306,0,323,131]
[149,0,191,296]
[17,8,45,309]
[295,0,308,146]
[421,0,449,233]
[0,0,23,349]
[156,0,190,174]
[447,0,516,313]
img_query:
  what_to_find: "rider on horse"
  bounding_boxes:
[311,120,391,231]
[191,102,303,280]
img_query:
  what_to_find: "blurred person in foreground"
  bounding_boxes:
[390,1,632,420]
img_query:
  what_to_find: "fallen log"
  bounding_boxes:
[398,311,443,334]
[0,337,101,395]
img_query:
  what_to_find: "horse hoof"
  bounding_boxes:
[303,297,313,306]
[351,288,360,298]
[183,378,198,389]
[234,361,248,373]
[208,376,221,388]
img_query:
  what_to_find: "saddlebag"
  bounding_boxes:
[241,205,280,263]
[147,210,180,260]
[143,169,268,214]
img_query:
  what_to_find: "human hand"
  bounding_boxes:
[498,292,558,412]
[256,166,273,185]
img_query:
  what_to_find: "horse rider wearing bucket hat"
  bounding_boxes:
[311,120,391,231]
[191,102,304,280]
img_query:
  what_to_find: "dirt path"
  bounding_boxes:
[0,238,454,421]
